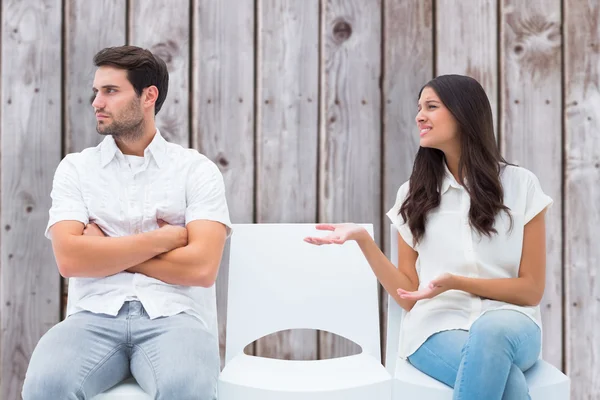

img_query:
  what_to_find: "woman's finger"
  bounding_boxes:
[315,224,336,231]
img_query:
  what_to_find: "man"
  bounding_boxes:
[22,46,230,399]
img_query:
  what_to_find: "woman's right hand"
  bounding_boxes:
[304,223,369,245]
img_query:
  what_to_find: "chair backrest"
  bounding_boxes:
[385,224,405,375]
[224,223,381,364]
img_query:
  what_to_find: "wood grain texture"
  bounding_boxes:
[319,0,382,359]
[64,0,127,320]
[382,0,433,364]
[500,0,563,369]
[129,0,190,146]
[193,0,255,367]
[436,0,499,135]
[254,0,320,360]
[564,0,600,396]
[65,0,126,153]
[1,1,62,397]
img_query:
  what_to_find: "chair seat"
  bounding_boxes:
[218,352,392,399]
[393,358,570,399]
[91,378,152,399]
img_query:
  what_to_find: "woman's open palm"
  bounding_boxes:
[304,223,365,245]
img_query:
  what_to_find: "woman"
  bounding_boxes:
[305,74,552,399]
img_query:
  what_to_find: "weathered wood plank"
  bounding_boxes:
[500,0,563,369]
[436,0,499,135]
[129,0,190,147]
[193,0,255,367]
[1,1,62,398]
[382,0,433,364]
[254,0,320,361]
[64,0,127,320]
[564,0,600,396]
[320,0,382,359]
[66,0,126,153]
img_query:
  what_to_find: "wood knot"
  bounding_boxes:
[151,40,178,66]
[333,20,352,42]
[216,154,229,168]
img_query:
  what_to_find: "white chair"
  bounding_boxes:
[218,223,392,400]
[385,224,570,399]
[91,378,150,399]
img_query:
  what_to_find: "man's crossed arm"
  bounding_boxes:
[49,219,228,287]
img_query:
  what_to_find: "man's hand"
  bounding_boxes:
[83,222,106,237]
[156,219,188,251]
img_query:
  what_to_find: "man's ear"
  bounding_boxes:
[143,86,159,111]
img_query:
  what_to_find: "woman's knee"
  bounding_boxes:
[469,311,537,349]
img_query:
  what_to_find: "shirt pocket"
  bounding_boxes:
[153,179,187,227]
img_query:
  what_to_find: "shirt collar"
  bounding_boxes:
[440,162,463,194]
[100,129,168,169]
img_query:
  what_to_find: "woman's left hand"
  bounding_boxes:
[397,273,456,301]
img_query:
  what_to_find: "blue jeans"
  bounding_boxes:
[408,310,541,400]
[22,301,219,400]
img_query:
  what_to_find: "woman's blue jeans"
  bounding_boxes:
[408,310,541,400]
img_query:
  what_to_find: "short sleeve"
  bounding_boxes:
[385,181,415,249]
[524,171,553,224]
[185,157,233,237]
[45,156,89,239]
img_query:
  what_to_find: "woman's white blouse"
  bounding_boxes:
[386,164,553,359]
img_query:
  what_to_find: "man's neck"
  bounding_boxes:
[115,122,157,157]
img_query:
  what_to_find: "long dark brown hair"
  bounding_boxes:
[399,74,512,245]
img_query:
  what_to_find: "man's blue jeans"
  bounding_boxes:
[22,301,219,399]
[408,310,541,400]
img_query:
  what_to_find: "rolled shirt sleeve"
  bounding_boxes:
[184,157,233,236]
[45,155,89,239]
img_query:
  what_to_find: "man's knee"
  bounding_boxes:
[22,367,82,400]
[156,370,217,400]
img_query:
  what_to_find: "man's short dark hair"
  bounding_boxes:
[93,46,169,115]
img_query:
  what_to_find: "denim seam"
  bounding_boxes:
[77,343,128,397]
[457,339,470,399]
[420,342,460,375]
[132,343,160,398]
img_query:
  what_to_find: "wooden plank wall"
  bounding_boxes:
[1,0,598,397]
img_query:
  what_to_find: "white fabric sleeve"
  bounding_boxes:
[45,156,89,239]
[185,157,233,237]
[385,181,415,249]
[524,171,553,224]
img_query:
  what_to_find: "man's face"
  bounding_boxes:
[91,66,144,139]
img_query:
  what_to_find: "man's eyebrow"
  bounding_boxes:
[92,85,120,92]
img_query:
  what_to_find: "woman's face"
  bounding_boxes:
[416,87,459,151]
